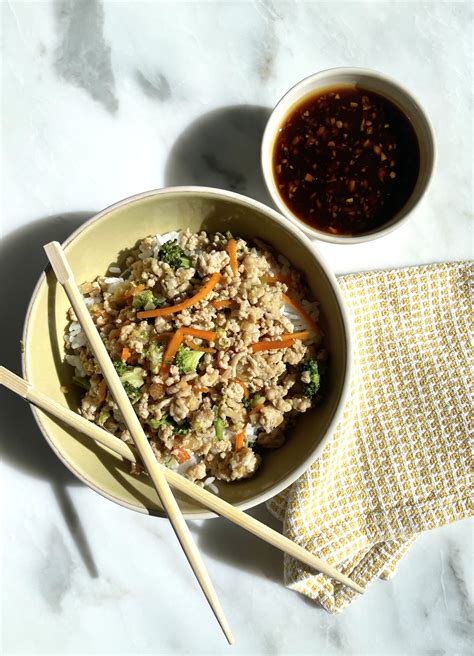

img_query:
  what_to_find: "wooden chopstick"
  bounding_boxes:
[0,365,364,595]
[43,242,234,645]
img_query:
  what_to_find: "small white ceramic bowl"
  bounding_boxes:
[261,67,436,244]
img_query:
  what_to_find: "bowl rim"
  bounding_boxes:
[261,66,437,245]
[22,185,352,519]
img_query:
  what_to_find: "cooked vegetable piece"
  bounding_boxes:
[158,239,191,269]
[160,330,185,376]
[121,347,130,362]
[227,238,238,275]
[250,338,296,352]
[97,406,110,426]
[283,293,321,335]
[234,379,249,398]
[137,273,221,319]
[175,447,190,464]
[113,360,128,376]
[132,290,164,311]
[186,338,216,353]
[123,381,142,404]
[145,342,163,374]
[300,359,320,397]
[280,330,310,341]
[120,367,145,388]
[244,391,266,411]
[234,425,247,450]
[181,327,216,341]
[214,416,224,440]
[175,345,204,373]
[148,414,190,436]
[211,299,238,309]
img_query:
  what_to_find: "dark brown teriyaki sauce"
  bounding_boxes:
[272,86,420,235]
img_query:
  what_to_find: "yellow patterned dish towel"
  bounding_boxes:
[267,262,473,613]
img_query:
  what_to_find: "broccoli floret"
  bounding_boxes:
[148,415,172,430]
[145,342,163,374]
[243,390,265,411]
[174,421,190,436]
[132,290,165,311]
[97,406,110,426]
[113,362,145,401]
[122,382,141,404]
[148,414,189,435]
[300,359,320,398]
[225,230,233,240]
[214,416,224,440]
[175,345,204,374]
[120,366,146,389]
[158,239,191,269]
[113,360,128,376]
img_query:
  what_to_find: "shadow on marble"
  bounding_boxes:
[189,502,286,584]
[0,212,94,483]
[0,212,99,578]
[165,104,274,206]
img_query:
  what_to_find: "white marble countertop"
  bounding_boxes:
[1,1,472,654]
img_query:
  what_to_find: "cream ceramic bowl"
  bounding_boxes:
[262,67,436,244]
[23,187,351,519]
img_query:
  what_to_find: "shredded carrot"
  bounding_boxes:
[250,338,296,353]
[234,379,249,398]
[121,347,130,362]
[283,293,321,336]
[211,299,238,310]
[181,327,216,341]
[160,329,184,376]
[234,422,248,451]
[280,330,311,341]
[227,239,238,275]
[185,338,216,354]
[124,283,145,299]
[263,274,292,285]
[195,387,209,393]
[175,447,190,464]
[137,273,221,319]
[97,379,107,403]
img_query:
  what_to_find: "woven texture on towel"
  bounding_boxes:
[267,262,473,613]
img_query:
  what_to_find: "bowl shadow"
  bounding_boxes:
[164,104,274,206]
[189,502,286,584]
[1,212,100,578]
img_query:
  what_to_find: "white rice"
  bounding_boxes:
[64,354,86,378]
[203,476,219,495]
[103,276,124,292]
[66,321,87,349]
[108,265,121,274]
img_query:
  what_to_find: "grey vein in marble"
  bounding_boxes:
[37,526,74,613]
[54,0,118,113]
[255,0,280,81]
[135,70,171,101]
